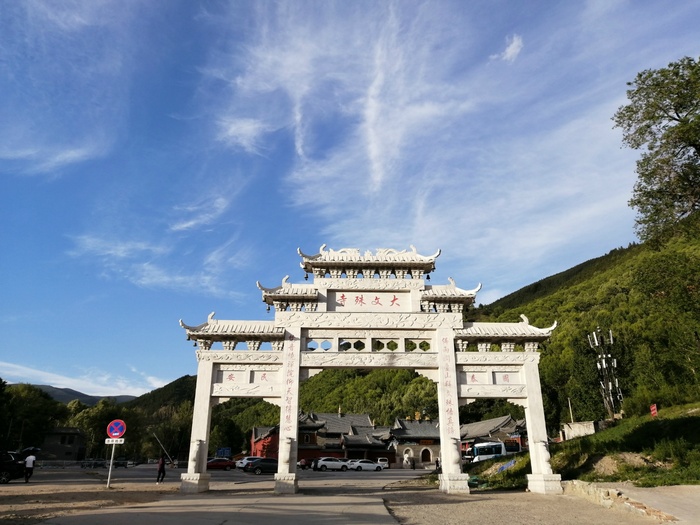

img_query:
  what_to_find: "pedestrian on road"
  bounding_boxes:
[156,455,166,484]
[24,453,36,482]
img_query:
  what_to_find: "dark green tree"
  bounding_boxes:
[5,384,68,451]
[0,378,11,450]
[613,56,700,241]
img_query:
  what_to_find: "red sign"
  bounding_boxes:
[107,419,127,438]
[650,404,658,417]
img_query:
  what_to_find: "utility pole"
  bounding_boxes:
[587,327,623,419]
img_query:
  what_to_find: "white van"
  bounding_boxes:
[467,441,507,463]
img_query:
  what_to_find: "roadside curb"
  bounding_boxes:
[562,480,676,522]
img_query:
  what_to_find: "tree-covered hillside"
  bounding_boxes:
[484,216,700,432]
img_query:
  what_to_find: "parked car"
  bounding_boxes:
[348,459,384,471]
[297,458,313,470]
[235,456,263,469]
[112,457,129,468]
[377,457,390,469]
[243,457,278,475]
[0,451,25,484]
[313,457,349,471]
[207,457,236,471]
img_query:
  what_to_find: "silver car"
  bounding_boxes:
[348,459,384,471]
[235,456,263,469]
[313,457,349,471]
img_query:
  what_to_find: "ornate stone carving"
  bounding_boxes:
[196,351,282,363]
[301,353,437,368]
[196,340,212,351]
[218,364,279,371]
[455,353,539,365]
[212,383,279,396]
[305,329,434,339]
[317,278,424,290]
[459,384,527,397]
[278,311,462,329]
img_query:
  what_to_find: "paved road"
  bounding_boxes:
[11,466,699,524]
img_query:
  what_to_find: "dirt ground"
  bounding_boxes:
[0,474,666,525]
[0,471,178,524]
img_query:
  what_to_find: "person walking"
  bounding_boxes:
[156,455,166,484]
[24,453,36,483]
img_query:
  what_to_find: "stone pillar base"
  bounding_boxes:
[180,472,211,493]
[274,473,298,494]
[439,473,471,494]
[527,473,563,494]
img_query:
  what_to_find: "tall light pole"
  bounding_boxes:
[588,327,623,419]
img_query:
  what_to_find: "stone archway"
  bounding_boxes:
[179,246,562,496]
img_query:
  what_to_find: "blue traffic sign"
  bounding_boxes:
[107,419,127,438]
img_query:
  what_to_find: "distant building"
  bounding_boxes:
[252,412,529,468]
[459,414,528,452]
[251,411,395,463]
[387,418,441,467]
[41,427,86,461]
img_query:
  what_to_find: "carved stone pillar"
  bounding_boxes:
[522,359,562,494]
[275,327,301,494]
[436,328,471,493]
[180,355,213,493]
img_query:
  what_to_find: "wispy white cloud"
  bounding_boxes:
[216,117,274,155]
[170,196,232,232]
[0,361,160,397]
[490,34,524,62]
[68,235,168,259]
[66,232,249,298]
[0,1,138,175]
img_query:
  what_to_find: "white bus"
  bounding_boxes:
[464,441,507,463]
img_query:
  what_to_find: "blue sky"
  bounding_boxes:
[1,1,698,397]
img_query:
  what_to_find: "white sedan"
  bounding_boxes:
[348,459,384,471]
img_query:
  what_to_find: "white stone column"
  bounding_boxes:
[180,354,214,493]
[522,358,562,494]
[436,328,471,493]
[275,327,301,494]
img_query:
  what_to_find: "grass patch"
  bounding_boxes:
[466,402,700,489]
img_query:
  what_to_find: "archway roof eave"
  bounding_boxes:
[458,316,557,339]
[180,315,283,338]
[297,245,441,273]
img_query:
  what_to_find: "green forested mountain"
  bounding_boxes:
[482,217,700,432]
